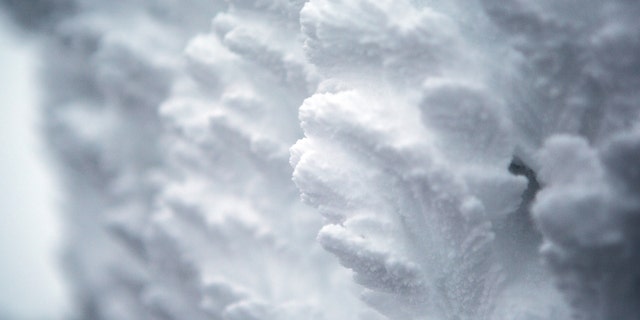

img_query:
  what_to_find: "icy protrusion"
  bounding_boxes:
[151,1,366,319]
[533,130,640,320]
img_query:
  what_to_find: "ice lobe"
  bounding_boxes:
[300,0,459,80]
[152,1,364,319]
[534,130,640,320]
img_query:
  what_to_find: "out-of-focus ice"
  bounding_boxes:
[1,0,639,319]
[0,13,70,319]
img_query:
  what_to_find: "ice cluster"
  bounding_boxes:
[1,0,639,319]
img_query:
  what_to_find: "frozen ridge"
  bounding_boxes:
[1,0,639,319]
[294,0,640,319]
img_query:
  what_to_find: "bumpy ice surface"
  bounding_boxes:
[2,0,640,319]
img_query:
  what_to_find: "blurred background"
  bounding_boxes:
[0,12,70,320]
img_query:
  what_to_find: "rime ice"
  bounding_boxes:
[2,0,640,319]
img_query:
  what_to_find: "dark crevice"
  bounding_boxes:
[495,156,543,278]
[508,156,541,218]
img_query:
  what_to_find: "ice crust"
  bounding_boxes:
[2,0,640,319]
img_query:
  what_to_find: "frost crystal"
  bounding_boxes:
[2,0,639,319]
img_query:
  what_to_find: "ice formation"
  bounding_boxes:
[1,0,639,319]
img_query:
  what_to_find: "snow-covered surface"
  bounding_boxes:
[1,0,639,319]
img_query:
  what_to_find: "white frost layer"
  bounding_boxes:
[2,0,639,320]
[292,0,640,319]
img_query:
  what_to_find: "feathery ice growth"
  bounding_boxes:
[1,0,639,319]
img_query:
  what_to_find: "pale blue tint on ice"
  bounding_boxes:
[0,14,69,320]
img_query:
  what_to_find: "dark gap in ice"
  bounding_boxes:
[495,156,543,278]
[507,156,540,221]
